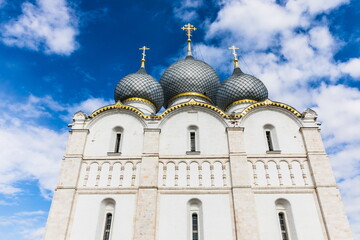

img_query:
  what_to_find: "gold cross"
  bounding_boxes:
[229,45,240,68]
[182,23,197,55]
[139,46,150,68]
[139,46,150,60]
[229,45,239,59]
[182,23,197,41]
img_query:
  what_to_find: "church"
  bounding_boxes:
[43,24,354,240]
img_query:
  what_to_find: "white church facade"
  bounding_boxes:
[43,24,354,240]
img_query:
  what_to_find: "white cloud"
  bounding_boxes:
[0,210,46,240]
[0,95,111,197]
[312,84,360,147]
[1,0,78,55]
[207,0,303,50]
[173,0,204,21]
[15,210,46,217]
[340,58,360,79]
[63,97,113,121]
[338,175,360,238]
[22,227,45,240]
[301,0,349,14]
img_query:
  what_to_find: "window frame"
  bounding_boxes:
[114,133,122,153]
[275,199,297,240]
[103,213,113,240]
[187,126,200,155]
[97,198,116,240]
[108,127,123,156]
[188,199,202,240]
[263,124,281,154]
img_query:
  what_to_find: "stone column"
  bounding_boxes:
[300,110,353,239]
[133,128,161,240]
[227,127,260,240]
[43,120,89,240]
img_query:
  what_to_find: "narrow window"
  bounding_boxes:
[192,213,199,240]
[188,199,202,240]
[114,133,121,153]
[265,130,274,151]
[278,212,289,240]
[275,199,297,239]
[190,132,196,152]
[103,213,112,240]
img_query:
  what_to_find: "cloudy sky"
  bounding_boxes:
[0,0,359,239]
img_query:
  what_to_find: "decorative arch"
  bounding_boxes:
[87,99,302,122]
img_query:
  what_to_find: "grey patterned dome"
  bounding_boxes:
[160,56,220,106]
[217,67,268,110]
[114,68,164,112]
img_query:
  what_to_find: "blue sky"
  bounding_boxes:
[0,0,359,239]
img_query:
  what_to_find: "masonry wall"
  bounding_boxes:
[44,104,353,240]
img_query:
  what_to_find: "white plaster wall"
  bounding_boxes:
[242,109,306,154]
[159,109,228,155]
[157,194,234,240]
[84,113,144,156]
[69,194,136,240]
[255,193,325,240]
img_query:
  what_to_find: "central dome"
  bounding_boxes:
[160,56,220,106]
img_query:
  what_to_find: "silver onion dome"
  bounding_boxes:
[160,56,221,106]
[114,67,164,112]
[216,67,268,110]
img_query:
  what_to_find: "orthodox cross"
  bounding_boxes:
[229,45,239,68]
[181,23,197,55]
[139,46,150,68]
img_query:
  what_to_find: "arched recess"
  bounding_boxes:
[159,106,229,155]
[84,111,145,156]
[275,198,297,240]
[188,199,203,240]
[239,106,306,155]
[96,198,116,240]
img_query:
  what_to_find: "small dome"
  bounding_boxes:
[217,68,268,110]
[114,68,164,112]
[160,56,220,106]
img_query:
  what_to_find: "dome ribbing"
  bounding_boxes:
[216,67,268,110]
[114,68,164,112]
[160,56,220,106]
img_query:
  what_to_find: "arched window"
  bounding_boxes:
[103,213,112,240]
[108,127,123,155]
[188,199,202,240]
[192,213,199,240]
[187,126,200,155]
[275,199,297,240]
[97,198,116,240]
[190,131,196,152]
[264,124,280,153]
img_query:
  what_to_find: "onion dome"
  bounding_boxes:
[160,23,221,107]
[160,55,221,106]
[216,46,268,110]
[114,47,164,112]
